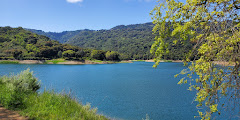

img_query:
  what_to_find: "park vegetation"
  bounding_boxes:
[28,23,195,60]
[151,0,240,119]
[0,27,120,61]
[0,69,108,120]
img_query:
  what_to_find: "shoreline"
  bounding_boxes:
[0,60,133,65]
[2,59,232,66]
[212,61,235,66]
[144,59,182,63]
[144,60,234,66]
[0,59,184,65]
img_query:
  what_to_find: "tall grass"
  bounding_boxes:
[0,60,19,64]
[0,69,108,120]
[21,91,107,120]
[46,59,66,64]
[132,60,145,62]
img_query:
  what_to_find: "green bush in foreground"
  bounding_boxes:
[0,69,40,109]
[0,69,108,120]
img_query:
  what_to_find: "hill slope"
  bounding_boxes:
[67,23,155,60]
[0,27,120,61]
[28,23,194,60]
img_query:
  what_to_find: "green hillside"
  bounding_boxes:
[28,23,195,60]
[0,27,120,61]
[67,23,155,60]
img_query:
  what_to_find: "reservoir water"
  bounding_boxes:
[0,62,200,119]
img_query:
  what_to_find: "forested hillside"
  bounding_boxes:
[67,23,155,60]
[28,23,195,60]
[0,27,120,61]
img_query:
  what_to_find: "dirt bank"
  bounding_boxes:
[213,61,235,66]
[0,105,28,120]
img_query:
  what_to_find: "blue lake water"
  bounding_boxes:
[0,62,226,120]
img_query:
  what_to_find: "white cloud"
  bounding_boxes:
[66,0,83,3]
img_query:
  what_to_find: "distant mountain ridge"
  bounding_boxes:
[27,22,193,60]
[26,23,156,59]
[25,29,89,43]
[26,22,154,43]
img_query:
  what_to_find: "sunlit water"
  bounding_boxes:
[0,62,236,120]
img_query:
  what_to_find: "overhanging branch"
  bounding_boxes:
[196,0,207,6]
[233,0,240,9]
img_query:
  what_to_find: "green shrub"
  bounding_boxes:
[1,69,40,92]
[62,50,76,59]
[0,69,40,109]
[105,51,120,61]
[91,50,106,60]
[0,84,28,109]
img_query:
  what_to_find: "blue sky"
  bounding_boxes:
[0,0,157,32]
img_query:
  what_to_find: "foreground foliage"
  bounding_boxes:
[0,69,108,120]
[151,0,240,119]
[21,91,107,120]
[0,69,40,109]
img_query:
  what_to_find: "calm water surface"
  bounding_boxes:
[0,62,198,120]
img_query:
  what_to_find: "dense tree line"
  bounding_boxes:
[28,22,195,60]
[0,27,120,61]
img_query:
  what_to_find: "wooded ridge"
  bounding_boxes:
[27,22,195,60]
